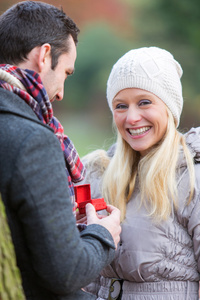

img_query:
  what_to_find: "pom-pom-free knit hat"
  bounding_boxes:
[106,47,183,127]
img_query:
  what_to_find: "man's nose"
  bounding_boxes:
[56,90,64,101]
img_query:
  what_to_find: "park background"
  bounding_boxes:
[0,0,200,157]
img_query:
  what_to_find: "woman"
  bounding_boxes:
[79,47,200,299]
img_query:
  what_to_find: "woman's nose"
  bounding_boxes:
[126,107,142,124]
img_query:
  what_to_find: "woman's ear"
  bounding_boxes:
[38,43,51,73]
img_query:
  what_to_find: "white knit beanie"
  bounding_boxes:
[106,47,183,127]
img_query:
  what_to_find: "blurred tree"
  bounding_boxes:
[157,0,200,50]
[47,0,132,36]
[63,24,133,110]
[155,0,200,128]
[122,0,200,129]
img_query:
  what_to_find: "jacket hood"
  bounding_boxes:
[183,127,200,164]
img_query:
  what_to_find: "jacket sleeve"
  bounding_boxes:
[187,164,200,272]
[177,163,200,274]
[9,126,115,295]
[189,197,200,273]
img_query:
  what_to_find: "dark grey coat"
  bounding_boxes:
[0,89,115,300]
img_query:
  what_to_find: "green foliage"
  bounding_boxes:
[120,0,200,130]
[63,23,133,110]
[157,0,200,48]
[0,196,25,300]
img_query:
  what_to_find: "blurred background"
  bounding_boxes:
[1,0,200,157]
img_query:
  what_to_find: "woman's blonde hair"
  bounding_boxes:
[101,109,195,222]
[84,109,195,222]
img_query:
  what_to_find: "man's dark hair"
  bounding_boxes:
[0,1,80,69]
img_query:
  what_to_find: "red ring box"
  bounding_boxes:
[74,184,107,214]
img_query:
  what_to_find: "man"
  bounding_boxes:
[0,1,121,300]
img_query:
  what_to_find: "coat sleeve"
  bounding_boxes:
[9,126,115,295]
[187,165,200,272]
[189,197,200,273]
[177,163,200,274]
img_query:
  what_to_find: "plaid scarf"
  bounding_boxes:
[0,64,85,206]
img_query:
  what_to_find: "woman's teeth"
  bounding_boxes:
[129,127,150,136]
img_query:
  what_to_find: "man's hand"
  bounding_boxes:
[85,203,121,248]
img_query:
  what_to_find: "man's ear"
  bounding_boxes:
[38,43,51,73]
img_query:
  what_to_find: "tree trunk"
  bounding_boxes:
[0,196,25,300]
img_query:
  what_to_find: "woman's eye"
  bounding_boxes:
[115,103,128,109]
[139,99,152,106]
